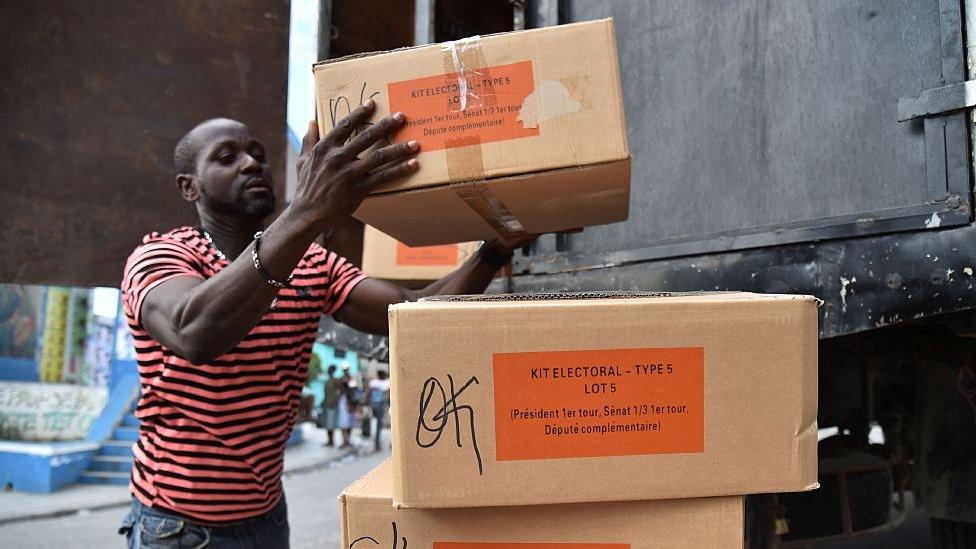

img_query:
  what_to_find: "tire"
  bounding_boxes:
[778,468,892,542]
[931,518,976,549]
[848,468,893,531]
[744,495,774,549]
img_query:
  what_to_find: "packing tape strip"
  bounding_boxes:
[455,181,527,237]
[441,36,525,238]
[441,35,489,184]
[441,35,490,113]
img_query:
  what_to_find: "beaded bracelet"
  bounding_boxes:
[252,231,293,288]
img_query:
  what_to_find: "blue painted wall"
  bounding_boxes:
[109,359,138,393]
[306,343,359,407]
[87,372,139,443]
[0,444,96,492]
[0,357,38,382]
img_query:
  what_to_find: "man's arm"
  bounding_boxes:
[138,211,320,364]
[139,103,419,363]
[333,237,530,336]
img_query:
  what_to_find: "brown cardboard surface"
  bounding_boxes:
[341,460,744,549]
[388,292,819,508]
[314,19,630,246]
[354,159,630,246]
[314,19,628,193]
[362,225,478,283]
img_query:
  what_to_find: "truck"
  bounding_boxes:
[319,1,976,546]
[4,0,974,546]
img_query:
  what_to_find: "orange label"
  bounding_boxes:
[493,348,704,461]
[395,242,460,267]
[387,61,540,152]
[434,541,630,549]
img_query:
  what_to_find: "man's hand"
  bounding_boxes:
[293,100,420,233]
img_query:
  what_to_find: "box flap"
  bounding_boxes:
[341,459,394,502]
[354,158,631,246]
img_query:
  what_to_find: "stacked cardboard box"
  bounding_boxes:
[361,225,478,287]
[341,459,744,548]
[338,291,819,547]
[313,19,631,247]
[326,19,818,549]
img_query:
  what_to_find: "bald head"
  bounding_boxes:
[172,118,275,219]
[173,118,250,175]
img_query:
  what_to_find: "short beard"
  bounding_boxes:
[235,196,276,218]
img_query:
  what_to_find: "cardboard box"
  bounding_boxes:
[341,460,745,549]
[388,292,819,508]
[362,225,478,285]
[313,19,630,246]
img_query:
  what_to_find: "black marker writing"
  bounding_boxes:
[328,82,389,147]
[416,374,483,475]
[349,522,408,549]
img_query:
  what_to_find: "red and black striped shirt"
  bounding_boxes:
[120,226,365,524]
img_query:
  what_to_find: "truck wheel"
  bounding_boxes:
[931,518,976,548]
[779,468,892,541]
[744,495,773,549]
[847,468,893,531]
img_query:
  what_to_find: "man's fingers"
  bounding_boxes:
[300,120,319,157]
[354,140,420,173]
[342,112,407,157]
[324,100,377,146]
[356,158,420,190]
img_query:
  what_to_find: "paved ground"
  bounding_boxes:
[0,423,386,549]
[0,445,387,549]
[0,422,359,524]
[0,422,938,548]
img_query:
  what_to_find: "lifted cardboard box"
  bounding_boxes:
[362,225,478,286]
[314,19,630,246]
[388,292,819,508]
[341,460,744,549]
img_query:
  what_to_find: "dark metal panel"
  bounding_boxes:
[507,223,976,340]
[328,0,415,58]
[0,1,290,287]
[550,0,967,260]
[434,0,513,41]
[520,202,971,275]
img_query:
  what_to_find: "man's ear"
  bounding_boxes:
[176,174,199,202]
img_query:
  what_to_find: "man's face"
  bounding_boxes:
[191,121,275,218]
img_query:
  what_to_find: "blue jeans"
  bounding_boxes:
[371,404,388,450]
[118,495,289,548]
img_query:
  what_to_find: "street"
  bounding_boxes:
[0,446,390,549]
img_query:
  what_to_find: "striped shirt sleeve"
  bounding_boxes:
[122,235,205,324]
[318,247,367,316]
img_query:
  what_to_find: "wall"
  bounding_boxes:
[306,342,360,407]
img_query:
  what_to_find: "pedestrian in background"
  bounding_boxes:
[367,370,391,452]
[321,365,339,446]
[336,366,356,448]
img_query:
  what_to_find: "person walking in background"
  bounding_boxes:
[336,366,356,448]
[321,365,339,446]
[367,370,391,452]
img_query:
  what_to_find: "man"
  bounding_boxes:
[367,369,391,452]
[118,101,531,548]
[321,364,339,446]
